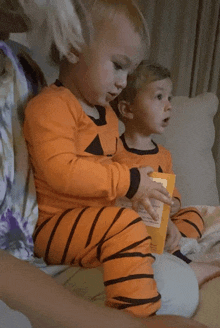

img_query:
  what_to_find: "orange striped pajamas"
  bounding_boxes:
[113,134,204,240]
[24,83,161,317]
[171,207,204,239]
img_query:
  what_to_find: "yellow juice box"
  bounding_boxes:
[116,172,175,254]
[144,172,176,254]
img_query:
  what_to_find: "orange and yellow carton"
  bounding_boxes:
[141,172,176,254]
[116,172,175,254]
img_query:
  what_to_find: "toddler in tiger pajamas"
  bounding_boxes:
[24,0,199,319]
[111,60,220,286]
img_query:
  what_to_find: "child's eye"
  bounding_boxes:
[113,62,123,70]
[157,94,162,100]
[168,96,172,102]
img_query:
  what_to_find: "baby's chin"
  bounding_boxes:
[158,123,170,133]
[150,128,166,136]
[98,100,111,108]
[91,97,110,108]
[151,125,165,133]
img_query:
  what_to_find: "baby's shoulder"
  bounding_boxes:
[33,84,78,104]
[156,143,172,157]
[26,84,82,118]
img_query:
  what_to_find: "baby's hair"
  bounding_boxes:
[111,61,171,117]
[84,0,150,49]
[19,0,149,66]
[18,0,91,66]
[52,0,150,64]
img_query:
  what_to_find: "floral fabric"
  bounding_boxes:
[0,41,38,260]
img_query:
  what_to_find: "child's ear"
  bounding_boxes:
[118,100,134,120]
[67,47,80,64]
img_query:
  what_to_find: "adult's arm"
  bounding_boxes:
[0,250,207,328]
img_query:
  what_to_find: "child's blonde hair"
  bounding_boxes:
[18,0,90,66]
[19,0,149,66]
[111,61,171,117]
[84,0,149,45]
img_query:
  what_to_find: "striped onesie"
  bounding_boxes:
[113,134,204,242]
[24,82,161,317]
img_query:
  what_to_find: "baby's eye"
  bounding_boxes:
[113,62,123,70]
[168,96,172,102]
[157,94,163,100]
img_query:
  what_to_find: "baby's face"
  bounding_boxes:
[72,12,145,107]
[130,78,173,135]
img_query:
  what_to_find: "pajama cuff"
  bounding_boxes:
[126,168,140,199]
[173,250,192,264]
[174,196,181,206]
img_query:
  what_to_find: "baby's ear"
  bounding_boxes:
[66,47,81,64]
[118,100,133,120]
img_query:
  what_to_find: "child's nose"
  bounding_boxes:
[164,101,172,112]
[115,73,127,90]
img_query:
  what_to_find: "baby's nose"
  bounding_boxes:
[164,102,172,112]
[115,74,127,90]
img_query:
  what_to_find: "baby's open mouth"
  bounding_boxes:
[163,117,170,123]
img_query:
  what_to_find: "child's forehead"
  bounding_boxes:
[139,78,173,94]
[86,13,145,63]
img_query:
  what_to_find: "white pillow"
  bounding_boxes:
[153,92,219,206]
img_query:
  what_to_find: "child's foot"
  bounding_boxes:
[189,262,220,287]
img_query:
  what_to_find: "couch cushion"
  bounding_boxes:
[153,93,219,206]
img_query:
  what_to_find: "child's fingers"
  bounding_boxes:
[139,166,154,174]
[150,189,173,206]
[141,198,159,221]
[131,198,159,221]
[165,220,182,252]
[153,181,170,197]
[131,200,139,212]
[165,236,179,252]
[165,236,176,252]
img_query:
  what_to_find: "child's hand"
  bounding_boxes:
[165,218,182,253]
[170,197,181,216]
[131,167,172,221]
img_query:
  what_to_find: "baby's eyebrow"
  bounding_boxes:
[113,54,132,66]
[155,87,165,91]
